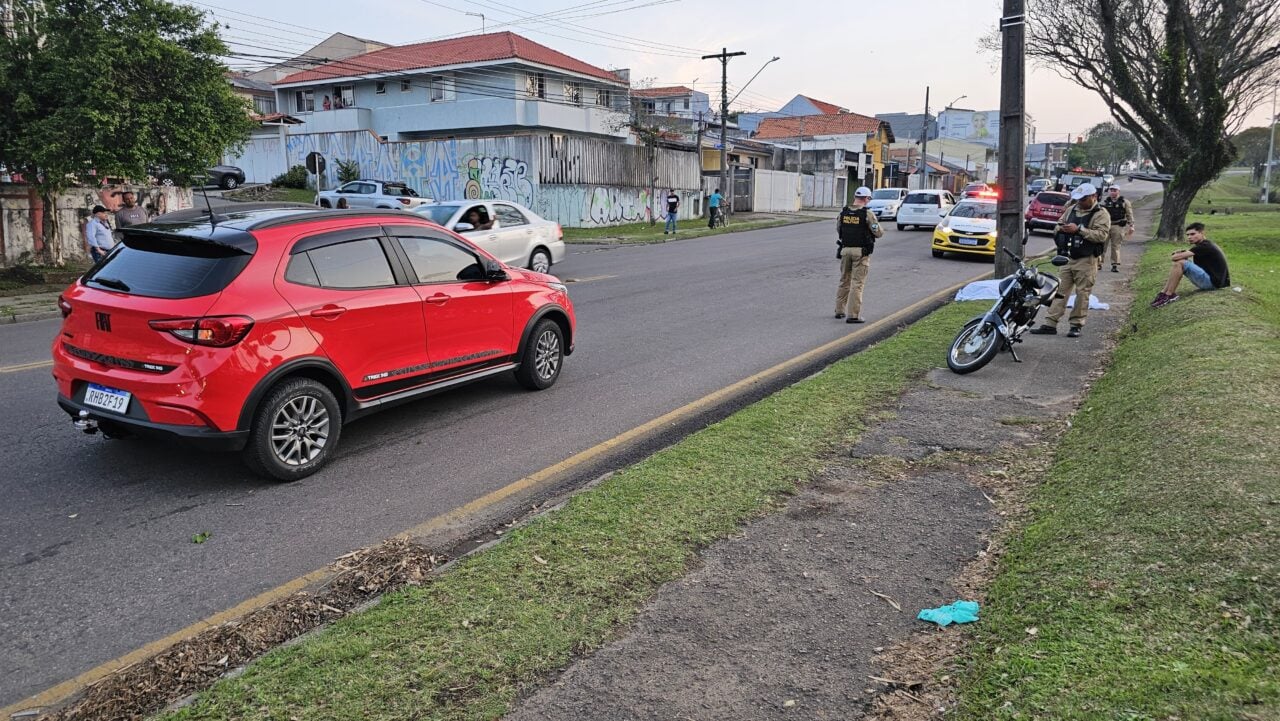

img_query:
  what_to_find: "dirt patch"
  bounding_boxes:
[37,539,444,721]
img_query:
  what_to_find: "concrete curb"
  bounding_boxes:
[2,309,61,325]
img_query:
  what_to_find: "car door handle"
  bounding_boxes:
[425,293,451,305]
[310,305,347,319]
[487,234,499,241]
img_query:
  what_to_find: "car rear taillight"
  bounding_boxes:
[556,223,563,240]
[397,197,411,206]
[149,316,254,347]
[57,295,72,318]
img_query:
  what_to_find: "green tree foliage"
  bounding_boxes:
[335,159,361,184]
[0,0,254,261]
[1231,126,1274,168]
[1080,122,1140,172]
[272,165,309,189]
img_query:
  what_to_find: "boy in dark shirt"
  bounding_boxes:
[1151,222,1231,308]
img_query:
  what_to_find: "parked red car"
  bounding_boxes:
[53,204,576,480]
[1024,190,1071,234]
[961,182,997,200]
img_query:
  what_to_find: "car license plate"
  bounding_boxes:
[84,383,131,413]
[958,237,980,246]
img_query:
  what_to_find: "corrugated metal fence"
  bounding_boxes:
[535,135,700,190]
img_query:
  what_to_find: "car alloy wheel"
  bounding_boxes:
[534,328,561,381]
[222,177,239,190]
[530,248,552,274]
[270,395,330,466]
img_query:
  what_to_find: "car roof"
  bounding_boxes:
[144,204,425,249]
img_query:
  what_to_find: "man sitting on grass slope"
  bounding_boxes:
[1151,222,1231,308]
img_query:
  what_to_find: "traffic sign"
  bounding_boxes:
[306,152,326,175]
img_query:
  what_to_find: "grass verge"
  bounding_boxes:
[157,300,980,721]
[561,215,821,244]
[956,210,1280,719]
[1189,169,1280,214]
[223,186,316,204]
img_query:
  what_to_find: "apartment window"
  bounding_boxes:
[563,81,582,106]
[331,85,354,109]
[294,89,314,113]
[253,95,277,114]
[430,75,454,102]
[375,81,386,95]
[682,98,689,110]
[595,88,612,108]
[401,78,412,92]
[526,72,546,99]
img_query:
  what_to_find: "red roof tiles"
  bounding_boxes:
[631,86,693,97]
[275,31,624,86]
[753,113,886,139]
[800,95,847,115]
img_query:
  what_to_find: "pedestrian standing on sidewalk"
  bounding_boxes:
[1030,183,1111,338]
[664,189,679,234]
[1100,186,1134,272]
[708,188,723,229]
[1151,222,1231,308]
[114,190,150,229]
[833,186,883,324]
[84,205,115,263]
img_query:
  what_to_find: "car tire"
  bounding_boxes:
[242,378,342,482]
[896,224,905,231]
[220,176,239,190]
[514,319,564,391]
[528,247,552,274]
[931,249,945,258]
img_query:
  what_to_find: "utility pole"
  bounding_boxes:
[702,47,746,212]
[995,0,1026,277]
[919,86,931,190]
[1262,82,1277,204]
[695,110,705,217]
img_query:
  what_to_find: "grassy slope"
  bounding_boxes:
[561,216,815,244]
[161,301,982,721]
[957,209,1280,719]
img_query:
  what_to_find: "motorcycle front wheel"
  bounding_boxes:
[947,319,1003,374]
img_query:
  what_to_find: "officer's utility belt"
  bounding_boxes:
[1113,221,1128,227]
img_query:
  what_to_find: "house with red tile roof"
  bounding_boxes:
[754,113,896,188]
[736,94,850,134]
[271,31,631,141]
[630,86,712,120]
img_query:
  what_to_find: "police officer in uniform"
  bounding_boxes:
[1030,183,1111,338]
[834,186,884,323]
[1100,185,1134,272]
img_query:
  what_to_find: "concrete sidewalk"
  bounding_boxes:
[506,209,1151,720]
[0,290,63,324]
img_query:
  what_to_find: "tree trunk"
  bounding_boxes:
[1156,147,1232,240]
[42,190,64,266]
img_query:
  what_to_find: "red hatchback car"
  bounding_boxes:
[1024,190,1071,234]
[53,205,576,480]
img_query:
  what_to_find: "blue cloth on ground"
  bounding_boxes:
[917,600,980,626]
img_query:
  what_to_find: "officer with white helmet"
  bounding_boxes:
[1030,182,1111,337]
[834,186,884,323]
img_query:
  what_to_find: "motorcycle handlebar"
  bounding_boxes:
[1002,248,1023,264]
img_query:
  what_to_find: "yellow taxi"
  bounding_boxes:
[932,197,999,259]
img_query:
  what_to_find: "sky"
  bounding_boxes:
[205,0,1276,138]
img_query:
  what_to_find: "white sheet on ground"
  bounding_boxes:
[954,279,1110,310]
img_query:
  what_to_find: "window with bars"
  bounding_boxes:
[294,89,314,113]
[430,75,454,102]
[595,88,612,108]
[526,73,546,99]
[563,81,582,106]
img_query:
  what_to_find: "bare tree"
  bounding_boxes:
[1017,0,1280,237]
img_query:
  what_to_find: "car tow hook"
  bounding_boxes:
[75,410,100,435]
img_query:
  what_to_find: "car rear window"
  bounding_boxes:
[417,205,460,226]
[904,193,940,205]
[382,185,420,197]
[83,235,251,299]
[1036,192,1070,205]
[871,189,901,200]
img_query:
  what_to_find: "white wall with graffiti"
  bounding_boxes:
[232,130,704,227]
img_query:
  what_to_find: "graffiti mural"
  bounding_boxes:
[463,156,535,206]
[538,185,688,228]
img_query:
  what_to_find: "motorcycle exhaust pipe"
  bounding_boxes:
[74,410,99,435]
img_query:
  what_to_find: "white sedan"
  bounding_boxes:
[414,200,566,274]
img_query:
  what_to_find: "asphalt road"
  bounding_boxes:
[0,214,1060,708]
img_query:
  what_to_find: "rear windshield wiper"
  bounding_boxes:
[94,277,131,292]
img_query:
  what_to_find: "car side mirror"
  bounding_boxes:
[453,222,475,232]
[1050,254,1071,267]
[483,259,508,281]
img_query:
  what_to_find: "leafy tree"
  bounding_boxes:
[1231,126,1274,169]
[336,158,361,184]
[1066,145,1089,170]
[0,0,255,263]
[1081,122,1141,172]
[1011,0,1280,238]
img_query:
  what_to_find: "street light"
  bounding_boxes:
[941,94,967,136]
[728,56,780,106]
[1263,81,1278,205]
[465,12,485,33]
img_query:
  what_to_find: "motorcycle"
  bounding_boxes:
[947,248,1064,374]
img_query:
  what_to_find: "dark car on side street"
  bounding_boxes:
[1024,190,1071,234]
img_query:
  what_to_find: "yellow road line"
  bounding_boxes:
[0,359,52,374]
[1,270,989,718]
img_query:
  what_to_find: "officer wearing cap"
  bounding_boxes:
[1100,185,1134,272]
[1030,183,1111,338]
[834,186,884,323]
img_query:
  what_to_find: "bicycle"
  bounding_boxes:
[712,205,728,228]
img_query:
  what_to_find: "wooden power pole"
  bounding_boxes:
[702,48,746,208]
[995,0,1026,277]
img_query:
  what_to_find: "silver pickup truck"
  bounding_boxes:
[317,180,432,209]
